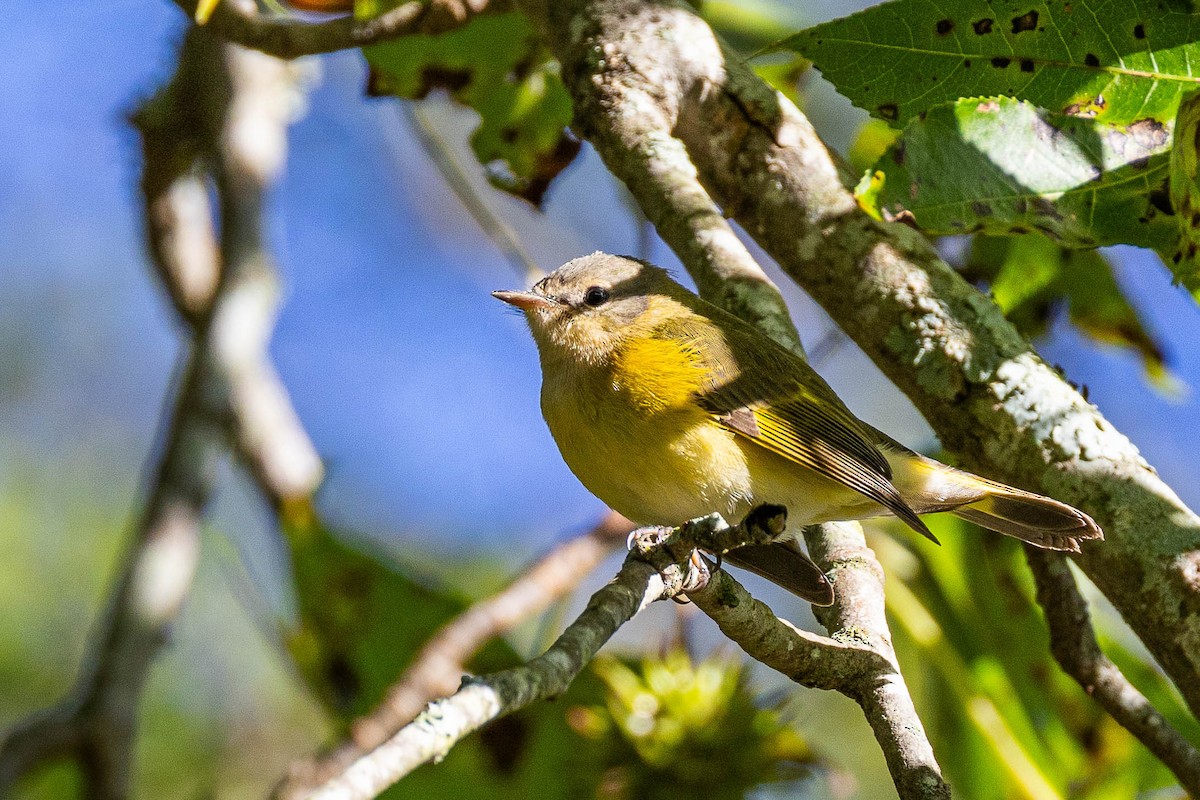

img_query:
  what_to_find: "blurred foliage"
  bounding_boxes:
[1168,91,1200,292]
[282,515,517,721]
[875,512,1200,799]
[0,467,326,800]
[568,648,819,800]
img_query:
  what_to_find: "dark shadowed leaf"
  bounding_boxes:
[1168,90,1200,293]
[283,519,516,723]
[361,9,577,205]
[863,97,1175,250]
[777,0,1200,126]
[961,234,1169,383]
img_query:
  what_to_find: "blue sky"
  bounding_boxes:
[2,1,1199,586]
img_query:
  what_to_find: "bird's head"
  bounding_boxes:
[494,253,687,368]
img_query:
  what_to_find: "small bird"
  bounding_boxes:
[495,253,1102,605]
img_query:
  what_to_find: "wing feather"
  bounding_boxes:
[654,313,937,543]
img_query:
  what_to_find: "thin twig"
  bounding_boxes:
[1026,549,1200,795]
[401,103,544,284]
[171,0,503,59]
[300,508,904,800]
[272,511,632,799]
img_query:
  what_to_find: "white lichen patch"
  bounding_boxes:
[990,354,1146,467]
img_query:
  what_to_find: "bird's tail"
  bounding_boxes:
[949,487,1102,552]
[886,449,1103,553]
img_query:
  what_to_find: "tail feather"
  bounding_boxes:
[951,490,1103,553]
[883,447,1103,553]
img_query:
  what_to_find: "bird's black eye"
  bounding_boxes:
[584,286,610,307]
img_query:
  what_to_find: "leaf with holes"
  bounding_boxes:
[776,0,1200,126]
[1168,90,1200,293]
[865,97,1175,249]
[363,10,578,205]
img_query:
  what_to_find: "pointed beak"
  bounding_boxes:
[492,290,558,311]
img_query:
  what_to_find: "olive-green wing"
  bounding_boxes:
[656,314,937,543]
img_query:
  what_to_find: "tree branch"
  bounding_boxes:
[521,0,1200,719]
[315,507,844,800]
[513,2,951,795]
[1026,549,1200,794]
[169,0,502,59]
[272,511,632,799]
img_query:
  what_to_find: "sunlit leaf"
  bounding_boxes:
[866,97,1174,250]
[776,0,1200,126]
[194,0,220,24]
[362,10,578,205]
[847,117,900,175]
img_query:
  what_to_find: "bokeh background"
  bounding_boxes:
[4,1,1200,798]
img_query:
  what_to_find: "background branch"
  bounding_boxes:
[170,0,502,59]
[1026,549,1200,794]
[0,29,304,797]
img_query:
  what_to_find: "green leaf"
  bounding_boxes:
[848,118,901,175]
[868,97,1174,250]
[1167,89,1200,291]
[777,0,1200,126]
[363,11,578,205]
[962,234,1169,382]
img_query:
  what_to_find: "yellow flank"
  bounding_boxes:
[612,331,705,413]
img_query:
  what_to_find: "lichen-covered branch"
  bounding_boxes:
[519,0,1200,719]
[169,0,500,58]
[272,511,632,800]
[805,523,950,799]
[0,31,304,798]
[1026,549,1200,795]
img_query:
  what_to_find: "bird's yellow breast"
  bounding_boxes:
[540,334,753,525]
